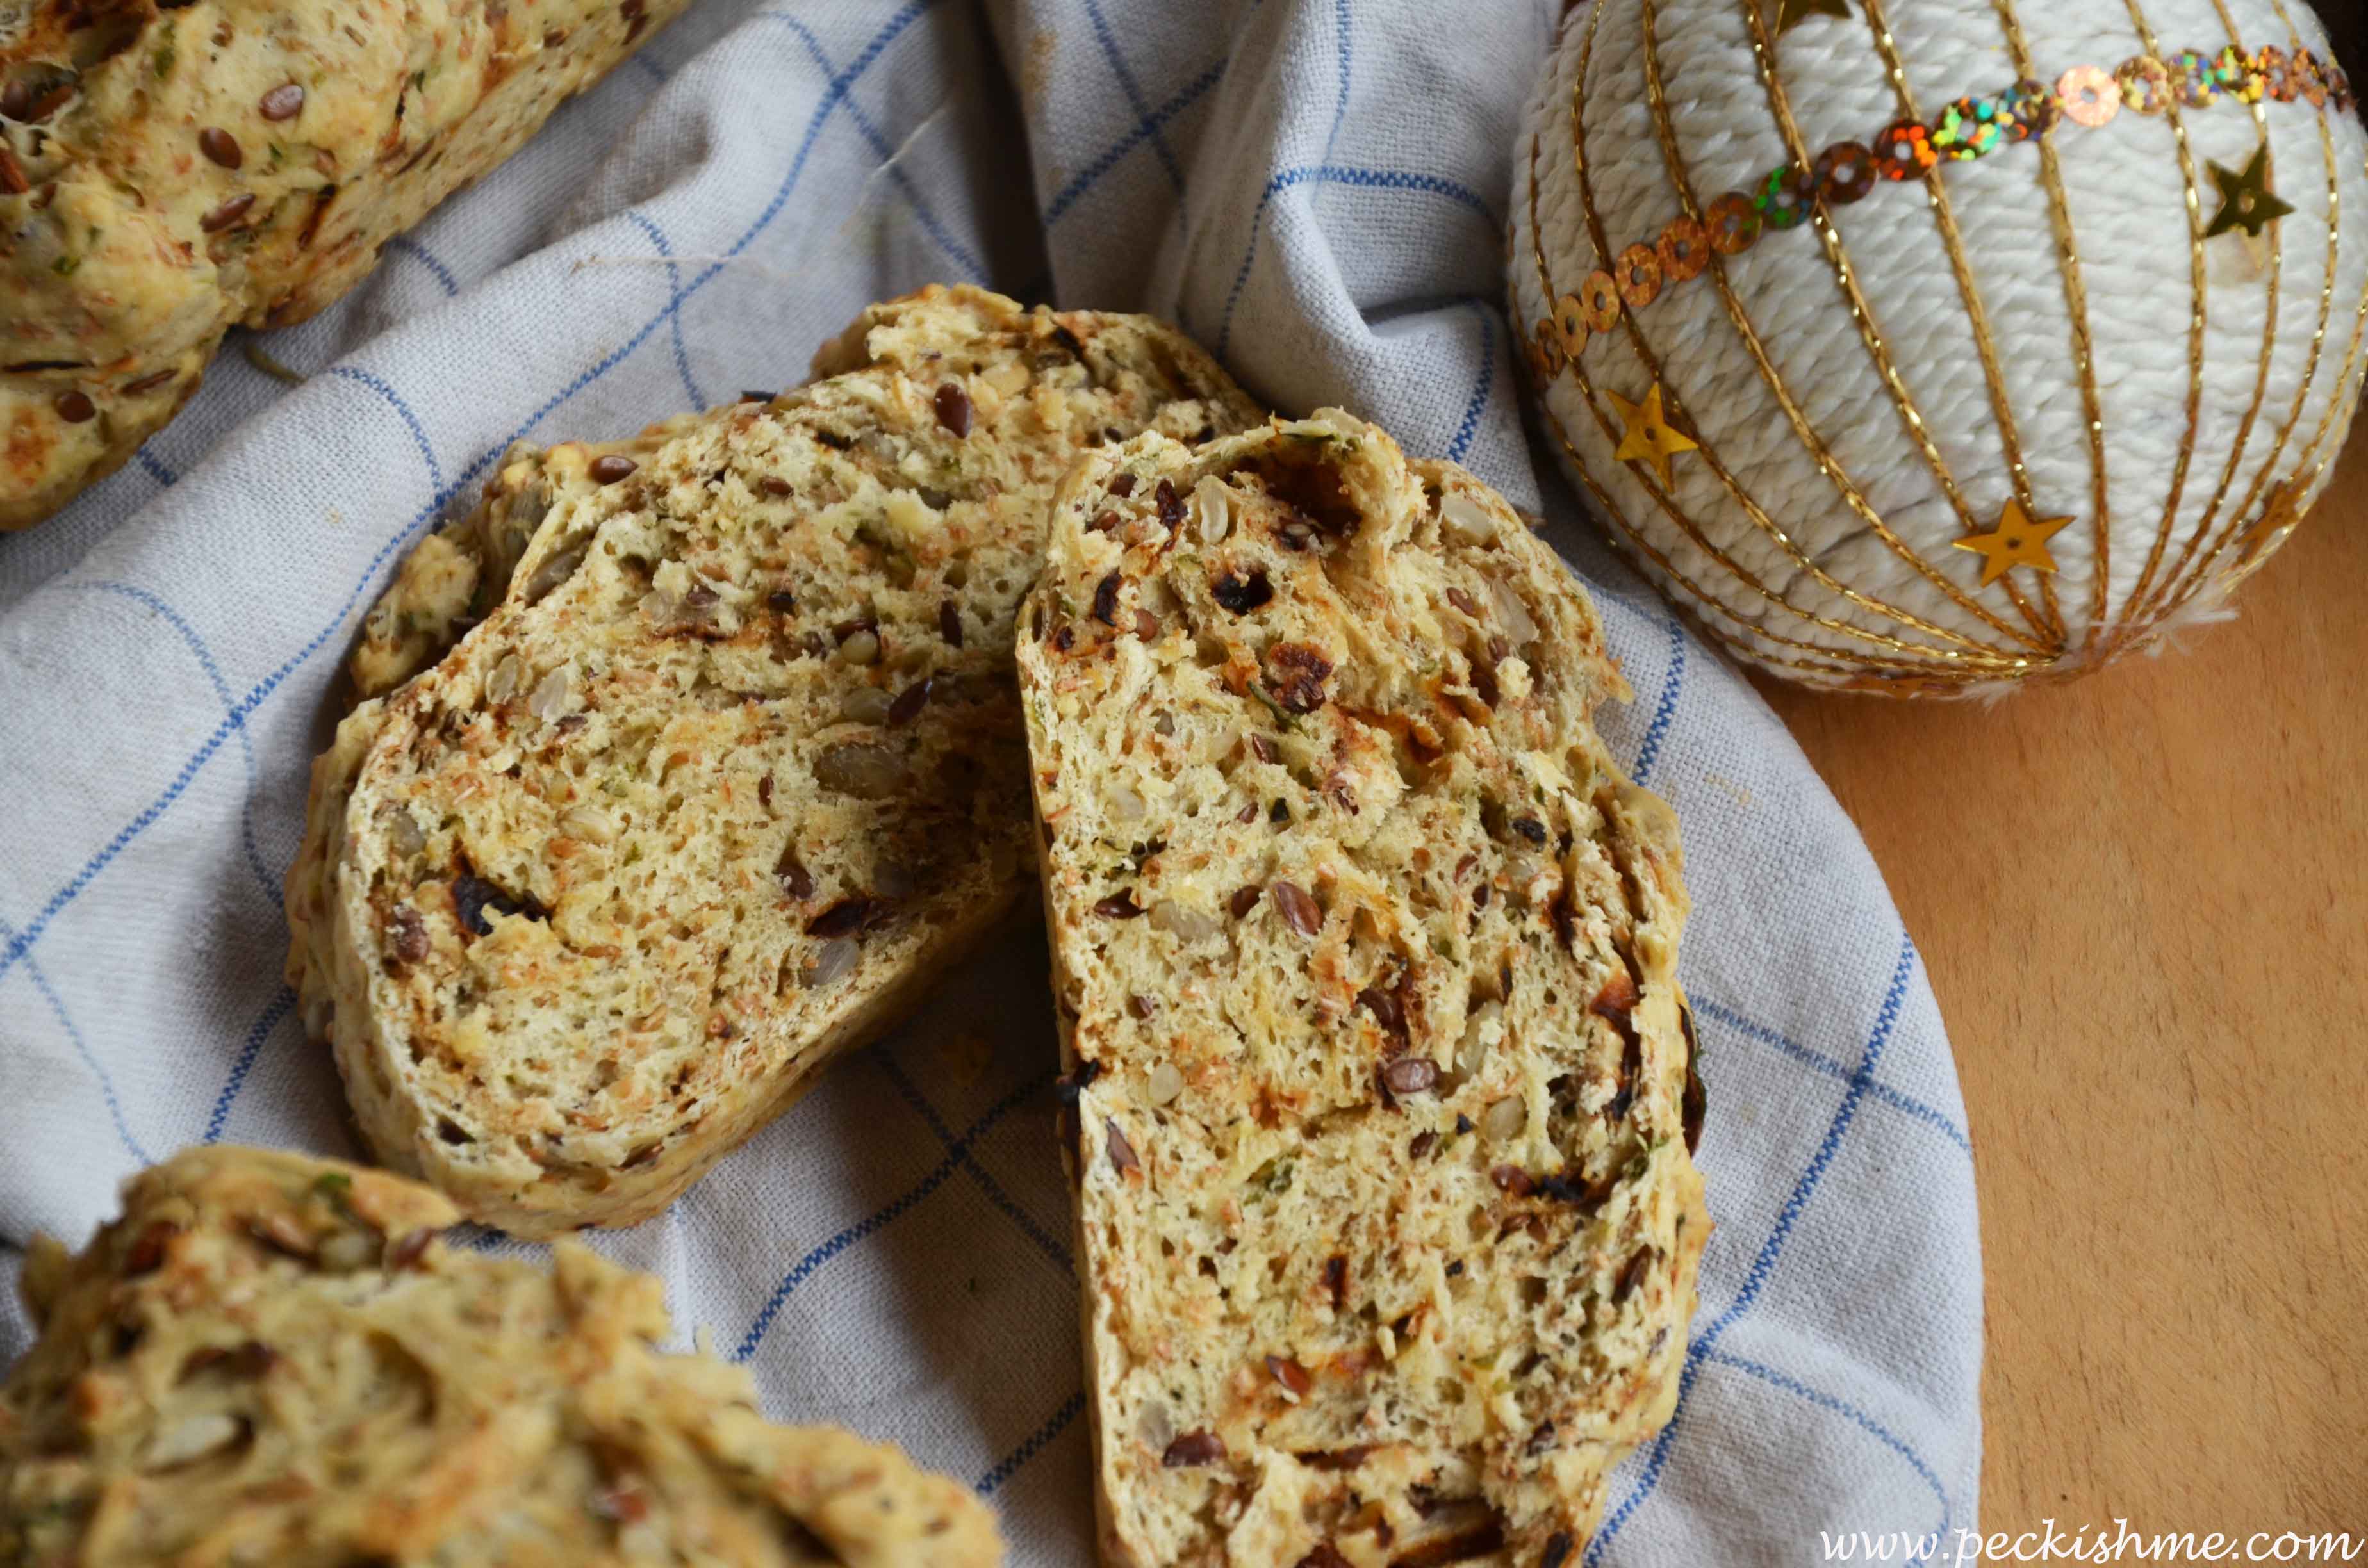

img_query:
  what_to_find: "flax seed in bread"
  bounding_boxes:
[1015,412,1708,1567]
[0,1145,999,1566]
[284,285,1260,1237]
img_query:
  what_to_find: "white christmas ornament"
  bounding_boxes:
[1509,0,2368,694]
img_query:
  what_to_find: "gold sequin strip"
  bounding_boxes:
[1529,36,2356,352]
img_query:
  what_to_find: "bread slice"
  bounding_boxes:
[1014,412,1709,1566]
[284,285,1260,1237]
[0,1146,999,1565]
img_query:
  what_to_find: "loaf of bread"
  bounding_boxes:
[284,285,1260,1237]
[0,1146,1000,1565]
[1015,413,1709,1566]
[0,0,689,528]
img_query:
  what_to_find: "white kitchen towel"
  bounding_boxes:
[0,1,1981,1560]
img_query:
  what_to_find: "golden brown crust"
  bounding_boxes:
[1017,412,1707,1567]
[0,0,690,529]
[0,1146,1001,1567]
[284,286,1261,1237]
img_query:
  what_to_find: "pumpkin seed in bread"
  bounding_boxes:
[0,0,689,528]
[0,1146,999,1566]
[284,285,1260,1237]
[1015,413,1707,1567]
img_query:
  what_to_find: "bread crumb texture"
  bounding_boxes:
[0,1146,1000,1566]
[1,0,691,528]
[283,285,1256,1237]
[1015,412,1709,1568]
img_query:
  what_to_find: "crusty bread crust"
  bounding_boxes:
[0,0,690,529]
[1016,413,1707,1566]
[285,286,1260,1237]
[0,1146,1001,1566]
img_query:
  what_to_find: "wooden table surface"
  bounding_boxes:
[1755,427,2367,1534]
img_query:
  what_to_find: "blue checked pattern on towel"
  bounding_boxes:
[0,1,1981,1558]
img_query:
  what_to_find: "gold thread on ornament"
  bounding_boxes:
[1739,0,2065,652]
[1591,1,2040,664]
[1998,0,2116,649]
[1535,352,1971,678]
[1524,134,2012,678]
[2116,0,2283,644]
[2182,0,2365,607]
[1527,295,1993,678]
[1953,500,2075,587]
[2237,4,2356,496]
[1537,63,2026,676]
[1862,0,2066,640]
[1532,364,2016,682]
[2203,143,2296,236]
[2108,0,2210,645]
[2235,478,2302,563]
[2139,0,2356,632]
[1834,671,1969,698]
[1573,6,2036,662]
[1633,0,2037,661]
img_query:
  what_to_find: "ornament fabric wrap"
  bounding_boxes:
[1512,0,2368,690]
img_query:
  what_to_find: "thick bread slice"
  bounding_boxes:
[0,1146,999,1566]
[1014,414,1709,1567]
[1,0,690,528]
[284,285,1260,1236]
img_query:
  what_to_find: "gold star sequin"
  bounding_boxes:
[1953,500,2073,587]
[1774,0,1852,33]
[1608,382,1698,489]
[2204,144,2294,239]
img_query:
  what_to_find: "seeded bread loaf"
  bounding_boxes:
[284,284,1260,1237]
[0,1145,999,1566]
[1015,413,1709,1567]
[0,0,689,529]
